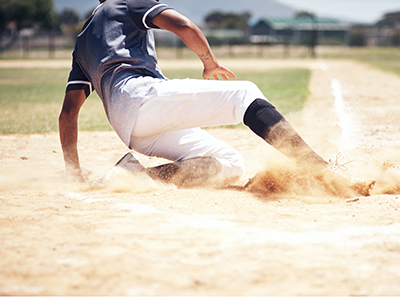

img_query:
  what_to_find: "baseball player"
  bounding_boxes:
[59,0,359,189]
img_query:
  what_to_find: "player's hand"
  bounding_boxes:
[203,63,236,81]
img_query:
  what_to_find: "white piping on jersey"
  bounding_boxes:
[67,80,93,94]
[78,3,104,38]
[92,3,104,15]
[142,4,168,29]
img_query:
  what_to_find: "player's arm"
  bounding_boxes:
[59,89,87,181]
[152,9,236,81]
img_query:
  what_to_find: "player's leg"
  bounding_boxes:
[243,98,328,168]
[130,127,244,187]
[131,79,264,138]
[133,78,326,169]
[144,156,222,187]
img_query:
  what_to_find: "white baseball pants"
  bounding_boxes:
[129,78,267,181]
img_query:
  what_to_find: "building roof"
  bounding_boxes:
[257,17,350,31]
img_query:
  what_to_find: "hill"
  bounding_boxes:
[53,0,296,24]
[163,0,296,24]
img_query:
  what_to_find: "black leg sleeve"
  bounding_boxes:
[244,99,327,167]
[243,98,283,140]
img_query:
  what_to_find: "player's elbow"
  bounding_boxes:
[172,18,197,36]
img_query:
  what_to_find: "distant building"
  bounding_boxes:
[154,28,248,47]
[202,29,248,45]
[250,17,350,46]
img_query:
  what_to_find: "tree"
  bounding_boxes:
[58,8,81,36]
[391,28,400,46]
[0,0,56,31]
[349,26,367,47]
[375,11,400,46]
[58,9,80,26]
[376,11,400,28]
[295,11,315,19]
[204,11,251,30]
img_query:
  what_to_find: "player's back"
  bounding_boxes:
[74,0,166,97]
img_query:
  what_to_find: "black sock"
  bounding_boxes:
[244,99,327,167]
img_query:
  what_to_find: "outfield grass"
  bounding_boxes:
[0,67,311,134]
[162,68,311,115]
[320,47,400,77]
[0,68,111,134]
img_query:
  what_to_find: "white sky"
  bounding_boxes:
[276,0,400,23]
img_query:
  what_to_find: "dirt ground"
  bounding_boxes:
[1,59,400,296]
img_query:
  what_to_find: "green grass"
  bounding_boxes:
[321,47,400,76]
[237,69,311,115]
[163,68,311,115]
[0,67,311,134]
[0,68,111,134]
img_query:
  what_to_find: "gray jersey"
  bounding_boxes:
[66,0,171,145]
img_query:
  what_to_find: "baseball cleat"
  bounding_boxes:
[92,152,144,186]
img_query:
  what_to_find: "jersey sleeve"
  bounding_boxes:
[66,51,94,98]
[127,0,172,29]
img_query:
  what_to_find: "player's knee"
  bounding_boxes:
[243,98,284,140]
[247,80,265,96]
[245,81,260,92]
[237,81,263,98]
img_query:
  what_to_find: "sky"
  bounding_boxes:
[276,0,400,23]
[54,0,400,24]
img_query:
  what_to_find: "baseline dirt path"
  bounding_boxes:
[1,59,400,296]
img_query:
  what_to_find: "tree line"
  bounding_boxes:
[1,0,399,48]
[0,0,57,33]
[0,0,252,36]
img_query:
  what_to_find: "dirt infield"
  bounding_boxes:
[1,59,400,296]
